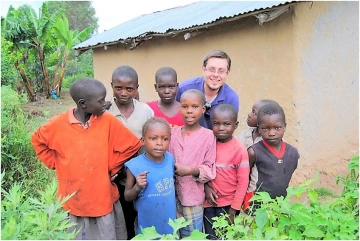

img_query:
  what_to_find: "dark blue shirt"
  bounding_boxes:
[176,76,240,129]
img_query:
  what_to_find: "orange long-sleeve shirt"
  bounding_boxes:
[31,108,141,217]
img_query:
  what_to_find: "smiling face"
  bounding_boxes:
[154,75,178,104]
[180,91,205,127]
[111,76,138,105]
[84,87,107,116]
[258,114,286,148]
[143,122,171,162]
[212,110,238,143]
[202,57,229,92]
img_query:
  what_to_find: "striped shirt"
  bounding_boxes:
[203,137,250,210]
[169,126,216,206]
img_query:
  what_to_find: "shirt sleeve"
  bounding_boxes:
[231,143,250,210]
[109,118,142,176]
[31,122,57,170]
[194,133,217,183]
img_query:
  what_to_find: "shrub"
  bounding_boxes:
[211,156,359,240]
[1,86,54,196]
[1,172,79,240]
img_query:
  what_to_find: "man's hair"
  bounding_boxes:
[213,104,238,121]
[70,77,105,103]
[142,117,171,137]
[203,50,231,70]
[257,102,286,125]
[112,65,138,84]
[155,67,177,83]
[180,89,206,105]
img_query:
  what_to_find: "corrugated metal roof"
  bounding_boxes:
[74,1,297,50]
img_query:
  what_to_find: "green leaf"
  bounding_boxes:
[303,226,325,238]
[255,209,268,231]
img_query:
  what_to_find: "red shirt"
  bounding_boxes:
[147,100,184,128]
[203,137,249,210]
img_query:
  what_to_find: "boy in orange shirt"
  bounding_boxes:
[31,77,141,240]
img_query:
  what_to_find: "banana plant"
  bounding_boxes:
[52,16,92,97]
[26,2,64,98]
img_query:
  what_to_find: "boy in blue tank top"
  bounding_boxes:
[248,103,299,210]
[124,117,176,235]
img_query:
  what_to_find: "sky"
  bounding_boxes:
[0,0,201,33]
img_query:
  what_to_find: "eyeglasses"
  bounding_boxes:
[204,102,211,119]
[205,68,228,75]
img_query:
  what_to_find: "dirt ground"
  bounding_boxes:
[24,90,352,201]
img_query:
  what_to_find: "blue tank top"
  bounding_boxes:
[125,152,176,235]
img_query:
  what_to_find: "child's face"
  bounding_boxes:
[111,76,138,105]
[247,101,262,127]
[180,93,205,126]
[212,110,238,143]
[84,88,107,116]
[258,114,286,147]
[154,75,178,104]
[142,122,171,162]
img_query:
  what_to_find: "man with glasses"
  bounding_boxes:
[176,50,239,129]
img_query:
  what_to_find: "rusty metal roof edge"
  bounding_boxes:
[74,1,300,52]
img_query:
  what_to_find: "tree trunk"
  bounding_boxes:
[57,53,69,98]
[14,62,36,102]
[38,44,51,98]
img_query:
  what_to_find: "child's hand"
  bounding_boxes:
[205,183,218,206]
[135,171,149,190]
[104,101,112,110]
[227,208,237,225]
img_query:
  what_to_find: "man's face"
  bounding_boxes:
[202,57,229,91]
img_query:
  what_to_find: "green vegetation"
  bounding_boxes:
[133,156,359,240]
[1,1,96,100]
[314,187,336,197]
[1,173,78,240]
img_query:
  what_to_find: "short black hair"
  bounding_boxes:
[112,65,138,84]
[70,77,106,103]
[257,103,286,125]
[257,99,280,107]
[180,89,206,105]
[155,67,177,83]
[142,117,171,137]
[213,104,238,121]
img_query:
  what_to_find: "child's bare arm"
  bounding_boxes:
[175,163,199,177]
[124,169,148,201]
[248,147,256,169]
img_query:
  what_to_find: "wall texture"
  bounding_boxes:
[92,1,359,178]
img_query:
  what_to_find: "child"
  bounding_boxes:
[248,102,299,208]
[124,117,176,235]
[107,65,154,139]
[237,99,279,210]
[107,65,154,239]
[147,67,185,128]
[31,78,142,240]
[203,104,250,240]
[168,89,216,238]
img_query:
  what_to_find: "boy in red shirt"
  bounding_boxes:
[31,78,141,240]
[203,104,250,240]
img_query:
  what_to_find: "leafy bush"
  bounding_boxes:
[1,38,20,88]
[1,172,79,240]
[211,156,359,240]
[1,86,54,196]
[133,217,207,240]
